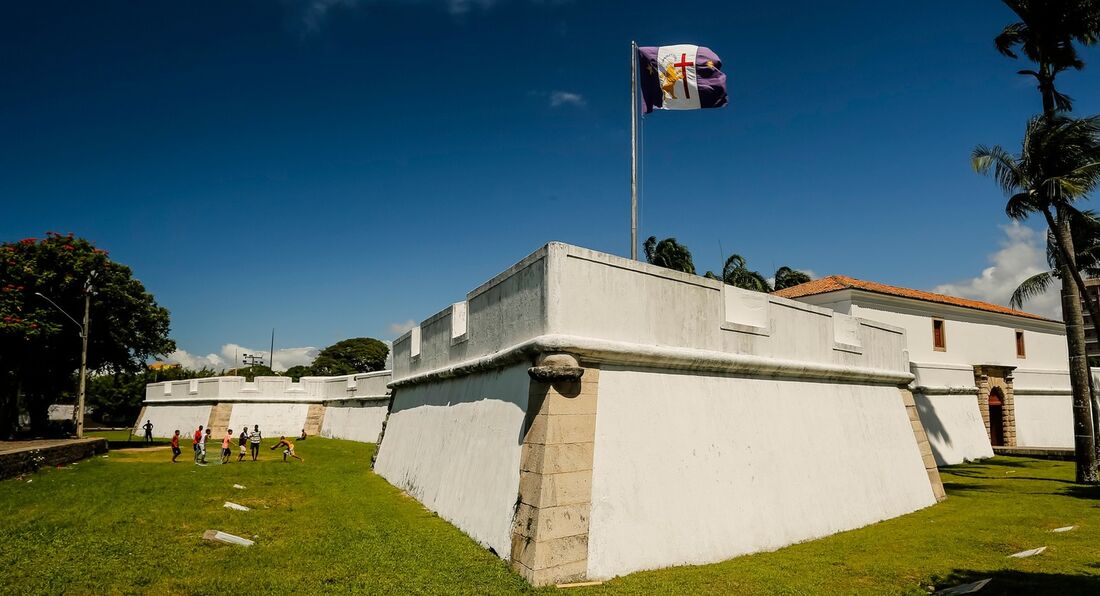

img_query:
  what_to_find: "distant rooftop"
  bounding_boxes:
[773,275,1056,322]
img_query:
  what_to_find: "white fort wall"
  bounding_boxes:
[138,371,391,442]
[376,243,942,585]
[794,291,1080,461]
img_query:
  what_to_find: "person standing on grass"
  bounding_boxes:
[221,428,233,464]
[198,427,211,464]
[249,424,262,461]
[193,425,204,463]
[170,430,181,463]
[142,420,154,443]
[270,436,303,462]
[237,428,248,462]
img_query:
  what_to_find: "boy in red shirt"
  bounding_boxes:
[192,425,204,463]
[170,430,181,463]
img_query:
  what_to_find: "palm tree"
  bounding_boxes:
[704,255,811,293]
[773,266,812,291]
[1011,209,1100,308]
[995,0,1100,116]
[643,236,696,274]
[974,114,1100,482]
[716,254,770,292]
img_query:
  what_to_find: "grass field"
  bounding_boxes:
[0,439,1097,595]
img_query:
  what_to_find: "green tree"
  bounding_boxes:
[716,254,770,292]
[643,236,696,274]
[284,365,314,381]
[704,255,811,293]
[973,115,1100,482]
[995,0,1100,116]
[0,233,175,436]
[86,365,216,427]
[1011,209,1100,308]
[773,266,812,291]
[311,338,389,376]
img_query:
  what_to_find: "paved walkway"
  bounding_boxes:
[0,438,103,455]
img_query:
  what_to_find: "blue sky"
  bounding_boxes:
[3,1,1099,369]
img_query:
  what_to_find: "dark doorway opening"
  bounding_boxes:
[988,388,1005,447]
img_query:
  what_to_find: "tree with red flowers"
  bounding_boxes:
[0,233,175,436]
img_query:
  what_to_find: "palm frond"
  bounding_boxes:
[1011,271,1054,308]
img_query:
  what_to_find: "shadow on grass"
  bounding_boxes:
[934,569,1100,595]
[1059,484,1100,501]
[106,440,168,450]
[942,481,996,493]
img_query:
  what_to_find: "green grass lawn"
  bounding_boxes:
[0,441,1097,595]
[86,429,169,445]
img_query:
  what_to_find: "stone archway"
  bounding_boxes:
[974,365,1016,448]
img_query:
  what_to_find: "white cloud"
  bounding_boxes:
[550,91,586,107]
[290,0,511,32]
[932,223,1061,319]
[165,343,320,372]
[388,320,417,336]
[446,0,498,15]
[299,0,357,32]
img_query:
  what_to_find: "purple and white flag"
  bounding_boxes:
[637,45,727,114]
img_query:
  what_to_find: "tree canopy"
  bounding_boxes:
[310,337,389,376]
[1,233,175,435]
[643,236,696,274]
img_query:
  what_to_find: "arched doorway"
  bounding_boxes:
[988,388,1005,447]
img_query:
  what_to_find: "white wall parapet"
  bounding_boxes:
[145,371,391,404]
[390,243,911,387]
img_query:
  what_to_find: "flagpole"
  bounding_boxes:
[630,40,639,261]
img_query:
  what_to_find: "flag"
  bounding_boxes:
[637,44,727,114]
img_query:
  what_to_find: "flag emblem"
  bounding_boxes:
[637,44,727,114]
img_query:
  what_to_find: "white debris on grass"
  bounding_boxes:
[232,484,246,489]
[936,578,991,594]
[202,530,254,547]
[1008,546,1046,558]
[1051,526,1076,533]
[223,501,250,512]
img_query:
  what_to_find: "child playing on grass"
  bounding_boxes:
[237,428,248,462]
[270,436,303,462]
[197,428,211,465]
[170,430,181,463]
[249,425,262,461]
[192,425,204,463]
[221,429,233,464]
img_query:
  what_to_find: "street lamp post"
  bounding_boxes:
[35,271,96,439]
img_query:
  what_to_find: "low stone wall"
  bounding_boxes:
[138,371,392,443]
[0,438,108,480]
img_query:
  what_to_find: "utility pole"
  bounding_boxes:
[76,286,90,439]
[35,270,95,439]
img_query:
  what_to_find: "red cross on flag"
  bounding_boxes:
[637,44,727,114]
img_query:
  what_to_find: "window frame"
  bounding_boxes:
[932,318,947,352]
[1015,329,1026,359]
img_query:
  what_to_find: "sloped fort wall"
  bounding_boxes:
[137,371,391,442]
[374,243,944,585]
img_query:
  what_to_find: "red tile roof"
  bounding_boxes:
[773,275,1057,322]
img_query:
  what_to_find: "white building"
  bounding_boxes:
[374,243,943,585]
[137,371,391,443]
[776,275,1076,464]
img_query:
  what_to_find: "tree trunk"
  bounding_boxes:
[1046,207,1100,482]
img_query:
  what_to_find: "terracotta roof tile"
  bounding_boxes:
[773,275,1057,322]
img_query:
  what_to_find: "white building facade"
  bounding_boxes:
[777,276,1076,464]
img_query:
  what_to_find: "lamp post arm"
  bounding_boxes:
[34,292,85,336]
